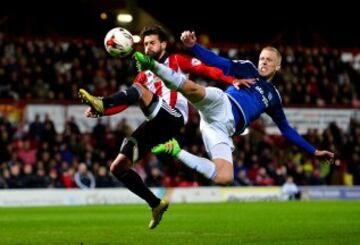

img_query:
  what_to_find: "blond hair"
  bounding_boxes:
[262,46,282,66]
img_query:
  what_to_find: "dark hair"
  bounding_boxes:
[140,25,168,42]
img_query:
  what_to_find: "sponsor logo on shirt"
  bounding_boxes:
[255,85,269,107]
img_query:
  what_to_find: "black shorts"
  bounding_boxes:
[120,100,184,162]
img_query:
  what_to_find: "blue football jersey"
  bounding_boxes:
[191,43,316,154]
[225,59,286,128]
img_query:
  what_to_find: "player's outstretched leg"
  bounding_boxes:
[134,51,155,71]
[134,52,186,91]
[152,138,181,157]
[149,199,169,229]
[152,138,217,182]
[78,88,104,115]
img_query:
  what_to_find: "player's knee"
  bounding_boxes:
[181,81,205,103]
[119,137,139,163]
[214,173,234,185]
[109,161,121,175]
[217,178,233,186]
[109,155,129,175]
[212,157,234,185]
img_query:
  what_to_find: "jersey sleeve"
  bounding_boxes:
[191,43,232,74]
[229,60,259,78]
[267,106,316,155]
[175,54,234,84]
[192,43,258,79]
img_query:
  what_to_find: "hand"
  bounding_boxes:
[84,107,101,118]
[233,78,256,89]
[180,31,197,48]
[314,150,337,165]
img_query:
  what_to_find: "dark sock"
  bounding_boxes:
[102,85,141,108]
[117,169,160,208]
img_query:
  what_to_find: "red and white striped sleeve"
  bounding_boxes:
[172,53,235,85]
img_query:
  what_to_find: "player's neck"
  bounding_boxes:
[157,51,168,63]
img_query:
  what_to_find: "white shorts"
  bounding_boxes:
[193,87,236,163]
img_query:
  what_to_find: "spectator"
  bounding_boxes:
[28,114,43,140]
[48,169,64,188]
[17,139,37,165]
[74,163,96,189]
[22,164,37,188]
[7,164,23,188]
[282,176,301,200]
[62,167,76,189]
[0,169,9,189]
[95,166,113,188]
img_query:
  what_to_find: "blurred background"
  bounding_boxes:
[0,0,359,190]
[1,0,359,46]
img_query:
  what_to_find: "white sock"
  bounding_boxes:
[154,62,186,90]
[177,150,216,180]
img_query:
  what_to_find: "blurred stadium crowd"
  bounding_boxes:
[1,34,359,106]
[0,34,359,189]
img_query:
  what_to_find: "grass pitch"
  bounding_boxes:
[1,201,359,244]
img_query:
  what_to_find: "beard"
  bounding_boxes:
[146,50,162,61]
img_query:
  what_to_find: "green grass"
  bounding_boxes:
[0,201,360,244]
